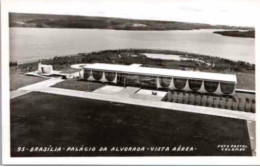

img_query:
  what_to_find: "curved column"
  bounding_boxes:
[100,71,108,82]
[169,78,175,90]
[183,79,190,91]
[79,69,84,79]
[112,73,117,84]
[156,77,162,89]
[214,82,222,95]
[230,84,236,95]
[198,81,206,93]
[88,70,95,81]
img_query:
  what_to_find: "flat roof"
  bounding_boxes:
[76,63,237,83]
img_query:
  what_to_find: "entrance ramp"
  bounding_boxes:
[119,86,140,94]
[93,85,166,101]
[133,89,167,101]
[93,85,124,94]
[93,85,140,96]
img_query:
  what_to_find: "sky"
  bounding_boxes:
[3,0,260,27]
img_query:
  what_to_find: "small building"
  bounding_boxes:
[37,63,53,75]
[26,63,82,79]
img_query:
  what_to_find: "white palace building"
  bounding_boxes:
[72,63,237,95]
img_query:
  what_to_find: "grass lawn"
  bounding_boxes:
[11,92,251,156]
[51,79,104,91]
[10,68,48,91]
[236,73,255,90]
[60,68,81,74]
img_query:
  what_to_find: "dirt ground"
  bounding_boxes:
[236,73,255,90]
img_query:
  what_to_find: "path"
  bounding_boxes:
[10,78,64,99]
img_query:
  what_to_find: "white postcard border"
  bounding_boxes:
[1,0,260,165]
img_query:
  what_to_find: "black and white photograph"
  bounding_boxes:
[1,0,259,165]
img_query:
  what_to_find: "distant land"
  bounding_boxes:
[214,30,255,38]
[9,13,254,31]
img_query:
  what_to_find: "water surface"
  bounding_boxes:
[10,28,255,64]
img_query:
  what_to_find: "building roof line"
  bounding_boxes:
[73,63,237,83]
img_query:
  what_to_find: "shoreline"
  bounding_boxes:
[10,13,254,31]
[12,48,255,69]
[10,49,255,91]
[213,30,255,38]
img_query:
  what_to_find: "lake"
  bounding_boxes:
[10,28,255,64]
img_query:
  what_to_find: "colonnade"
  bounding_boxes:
[83,69,235,95]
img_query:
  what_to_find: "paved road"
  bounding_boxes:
[10,78,64,99]
[18,78,64,91]
[10,90,33,99]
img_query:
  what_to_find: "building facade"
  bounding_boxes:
[76,63,237,95]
